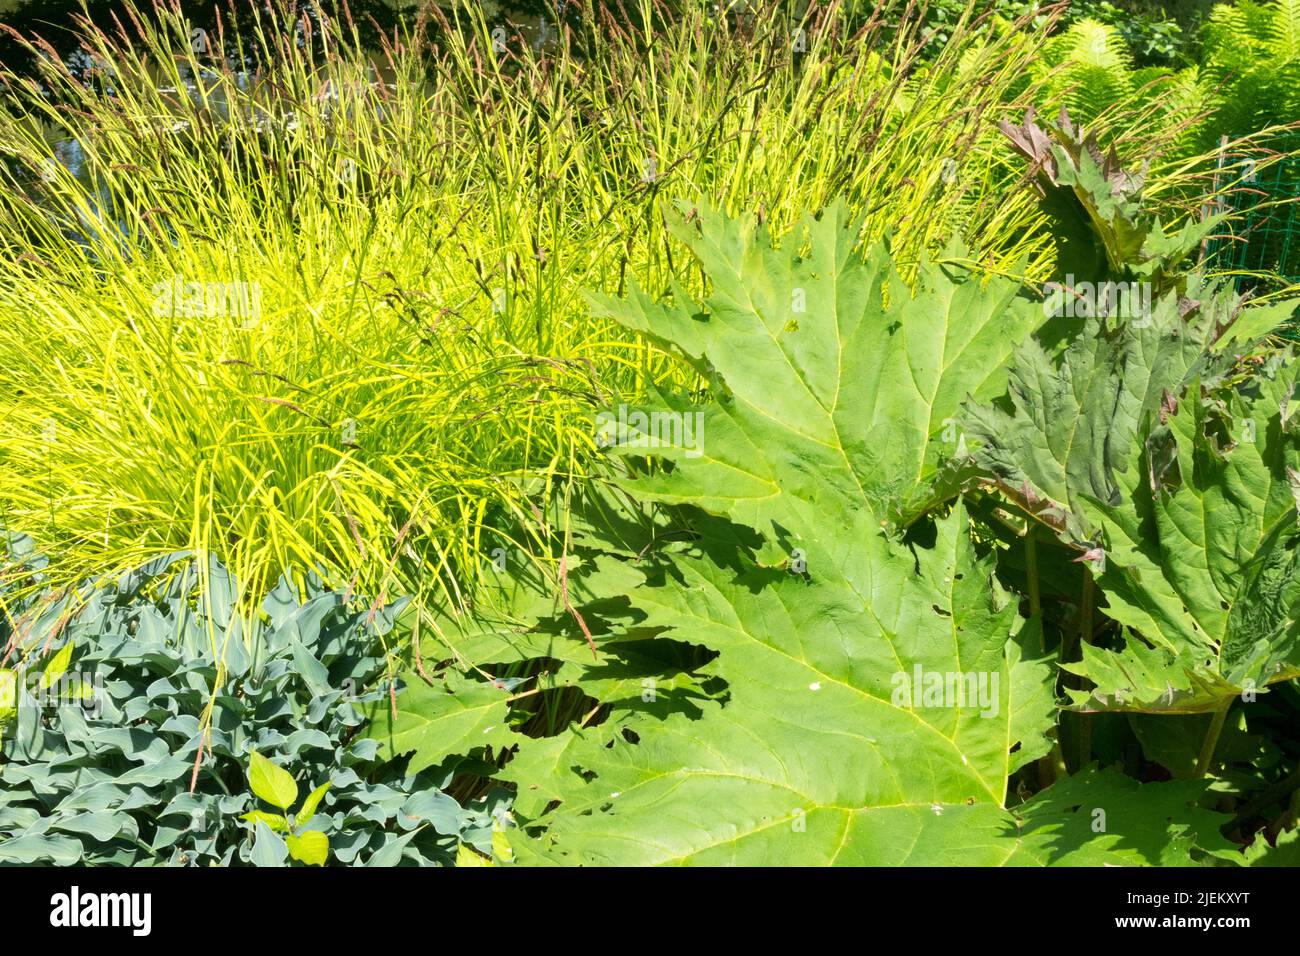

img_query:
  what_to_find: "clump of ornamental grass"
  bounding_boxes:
[0,0,1232,654]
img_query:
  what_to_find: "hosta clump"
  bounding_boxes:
[0,543,507,865]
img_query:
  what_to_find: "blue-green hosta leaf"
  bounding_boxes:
[365,827,422,867]
[397,790,462,834]
[0,832,84,864]
[283,728,333,756]
[587,198,1043,529]
[200,554,238,632]
[1067,361,1300,712]
[288,639,331,697]
[250,819,288,867]
[0,554,465,867]
[50,810,139,844]
[270,592,345,656]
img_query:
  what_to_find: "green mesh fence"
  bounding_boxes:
[1206,144,1300,290]
[1204,140,1300,340]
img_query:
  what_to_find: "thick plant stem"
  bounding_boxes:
[1071,567,1092,770]
[1038,742,1066,789]
[1078,568,1094,660]
[1226,762,1300,829]
[1196,702,1233,779]
[1025,525,1041,618]
[1027,527,1063,785]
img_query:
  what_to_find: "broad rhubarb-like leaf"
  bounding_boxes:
[587,198,1045,527]
[484,202,1230,865]
[503,502,1082,864]
[1066,359,1300,712]
[961,285,1228,542]
[999,108,1220,287]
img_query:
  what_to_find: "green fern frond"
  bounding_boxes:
[1037,20,1135,125]
[1243,0,1284,44]
[1194,1,1300,143]
[1067,19,1133,72]
[1266,0,1300,59]
[1201,4,1266,77]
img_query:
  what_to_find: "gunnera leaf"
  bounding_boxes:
[586,197,1045,528]
[1066,359,1300,713]
[960,272,1289,545]
[478,201,1230,865]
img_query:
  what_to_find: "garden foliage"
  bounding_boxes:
[358,113,1300,865]
[3,1,1300,868]
[0,539,508,865]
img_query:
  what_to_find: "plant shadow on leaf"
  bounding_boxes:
[1004,767,1238,865]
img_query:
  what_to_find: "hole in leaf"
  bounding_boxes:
[510,685,606,739]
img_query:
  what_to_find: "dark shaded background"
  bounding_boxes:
[0,1,559,73]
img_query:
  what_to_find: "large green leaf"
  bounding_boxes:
[1066,358,1300,712]
[960,282,1228,543]
[503,502,1078,865]
[587,198,1044,528]
[489,202,1230,865]
[1002,766,1237,865]
[362,552,663,775]
[1246,825,1300,866]
[367,671,519,776]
